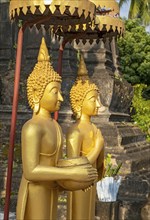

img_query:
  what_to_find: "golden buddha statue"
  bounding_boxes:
[16,38,98,220]
[67,54,105,220]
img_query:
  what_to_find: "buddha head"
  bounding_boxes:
[70,54,102,119]
[27,38,63,114]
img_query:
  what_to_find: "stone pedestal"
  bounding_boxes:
[96,201,119,220]
[119,200,145,220]
[96,199,150,220]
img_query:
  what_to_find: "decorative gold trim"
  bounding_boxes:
[9,0,96,21]
[51,0,124,38]
[97,16,125,34]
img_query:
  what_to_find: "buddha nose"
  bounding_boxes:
[96,98,106,112]
[96,99,101,108]
[58,91,64,102]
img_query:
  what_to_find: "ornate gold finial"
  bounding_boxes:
[27,37,61,110]
[38,38,50,62]
[77,53,89,81]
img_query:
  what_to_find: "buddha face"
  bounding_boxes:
[81,90,101,116]
[39,81,63,112]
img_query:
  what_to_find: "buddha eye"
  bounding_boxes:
[53,90,58,95]
[89,97,96,102]
[50,88,58,95]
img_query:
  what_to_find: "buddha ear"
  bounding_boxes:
[33,89,39,102]
[76,106,81,112]
[76,112,81,119]
[33,90,40,114]
[76,106,81,119]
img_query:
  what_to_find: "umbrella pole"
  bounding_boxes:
[54,41,66,121]
[4,27,24,220]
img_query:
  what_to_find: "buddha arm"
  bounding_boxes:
[66,128,82,158]
[86,128,104,165]
[87,127,104,179]
[22,123,76,181]
[22,122,97,183]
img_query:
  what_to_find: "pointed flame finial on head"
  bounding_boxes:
[38,37,50,62]
[77,52,89,81]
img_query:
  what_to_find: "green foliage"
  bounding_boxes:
[119,0,150,25]
[118,19,150,139]
[104,154,122,177]
[118,19,150,86]
[131,84,150,141]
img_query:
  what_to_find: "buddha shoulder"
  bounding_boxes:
[67,123,81,139]
[22,119,44,137]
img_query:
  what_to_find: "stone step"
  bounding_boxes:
[123,141,150,154]
[117,200,147,220]
[96,200,147,220]
[105,146,124,155]
[116,123,146,145]
[131,151,150,172]
[123,140,149,149]
[115,148,150,175]
[127,148,150,161]
[120,133,146,145]
[118,173,149,202]
[136,168,150,180]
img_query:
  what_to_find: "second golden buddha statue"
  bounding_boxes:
[67,54,105,220]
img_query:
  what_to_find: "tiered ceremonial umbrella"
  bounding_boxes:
[4,1,96,219]
[93,0,124,35]
[52,0,125,85]
[55,0,125,44]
